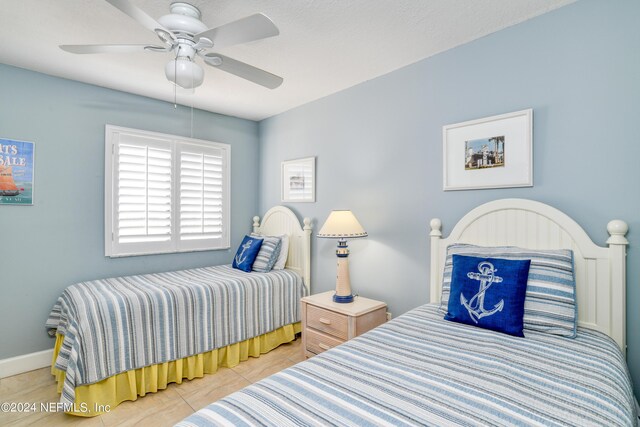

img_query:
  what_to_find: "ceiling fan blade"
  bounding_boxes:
[60,44,166,54]
[104,0,175,42]
[195,13,279,49]
[203,54,283,89]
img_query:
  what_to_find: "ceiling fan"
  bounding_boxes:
[60,0,283,90]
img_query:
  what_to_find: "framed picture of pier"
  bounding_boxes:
[0,138,35,205]
[281,156,315,203]
[443,109,533,191]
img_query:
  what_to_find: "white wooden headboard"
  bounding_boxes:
[429,198,629,352]
[253,206,312,293]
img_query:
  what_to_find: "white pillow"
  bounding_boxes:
[272,234,289,270]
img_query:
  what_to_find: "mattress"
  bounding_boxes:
[45,265,305,407]
[178,304,636,427]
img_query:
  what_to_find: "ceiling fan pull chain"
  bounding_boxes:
[174,57,178,109]
[190,85,194,139]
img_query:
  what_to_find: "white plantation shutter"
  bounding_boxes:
[117,141,172,242]
[105,125,230,257]
[178,144,228,250]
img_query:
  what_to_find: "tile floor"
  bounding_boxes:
[0,337,305,426]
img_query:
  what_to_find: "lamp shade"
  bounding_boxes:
[317,210,367,239]
[165,58,204,89]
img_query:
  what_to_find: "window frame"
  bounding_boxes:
[104,125,230,258]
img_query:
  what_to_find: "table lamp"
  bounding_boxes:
[317,210,367,303]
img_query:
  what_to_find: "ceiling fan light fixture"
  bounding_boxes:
[165,58,204,89]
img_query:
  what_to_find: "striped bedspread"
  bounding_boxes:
[46,265,305,407]
[178,304,636,427]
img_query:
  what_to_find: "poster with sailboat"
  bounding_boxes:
[0,138,35,205]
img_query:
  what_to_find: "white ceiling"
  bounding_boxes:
[0,0,574,121]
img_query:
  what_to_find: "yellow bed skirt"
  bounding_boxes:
[51,322,301,417]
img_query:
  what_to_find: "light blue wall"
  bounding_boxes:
[259,0,640,395]
[0,64,259,359]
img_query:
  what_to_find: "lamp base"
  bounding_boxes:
[333,238,354,303]
[333,293,354,304]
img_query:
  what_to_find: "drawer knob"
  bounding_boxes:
[318,343,332,350]
[319,318,331,325]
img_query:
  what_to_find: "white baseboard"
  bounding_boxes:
[0,349,53,379]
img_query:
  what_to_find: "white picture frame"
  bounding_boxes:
[443,109,533,191]
[281,156,315,202]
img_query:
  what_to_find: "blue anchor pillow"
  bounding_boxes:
[232,235,264,272]
[445,254,531,337]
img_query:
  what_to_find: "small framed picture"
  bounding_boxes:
[443,109,532,191]
[281,157,315,203]
[0,138,35,205]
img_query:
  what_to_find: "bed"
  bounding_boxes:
[177,198,636,426]
[45,206,312,416]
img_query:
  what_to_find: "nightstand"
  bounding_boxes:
[301,291,387,358]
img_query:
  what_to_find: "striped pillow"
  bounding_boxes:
[439,244,576,337]
[251,235,282,273]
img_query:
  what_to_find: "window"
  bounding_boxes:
[105,125,230,257]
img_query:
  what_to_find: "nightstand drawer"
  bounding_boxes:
[306,304,349,340]
[305,329,345,355]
